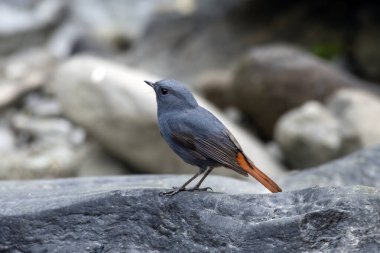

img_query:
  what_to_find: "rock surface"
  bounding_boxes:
[0,180,378,252]
[231,45,360,138]
[274,101,360,168]
[327,88,380,147]
[1,145,380,252]
[51,55,284,177]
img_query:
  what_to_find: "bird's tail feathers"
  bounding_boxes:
[236,152,282,193]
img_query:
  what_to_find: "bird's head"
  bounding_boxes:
[145,79,198,113]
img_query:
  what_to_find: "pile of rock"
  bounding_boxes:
[0,49,127,179]
[1,0,380,176]
[196,45,380,169]
[274,88,380,168]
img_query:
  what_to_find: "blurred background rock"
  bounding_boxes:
[1,0,380,180]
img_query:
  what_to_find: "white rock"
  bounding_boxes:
[328,88,380,147]
[274,101,360,168]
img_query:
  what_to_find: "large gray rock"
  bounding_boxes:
[327,88,380,148]
[0,177,378,252]
[51,55,284,177]
[1,145,380,252]
[232,45,360,138]
[274,101,360,168]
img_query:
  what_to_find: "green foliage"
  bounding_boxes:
[311,41,344,60]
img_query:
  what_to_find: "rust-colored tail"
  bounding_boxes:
[236,152,282,193]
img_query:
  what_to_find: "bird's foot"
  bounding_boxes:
[187,186,213,192]
[159,187,185,196]
[159,186,213,196]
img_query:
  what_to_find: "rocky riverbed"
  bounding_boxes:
[1,1,380,252]
[1,0,380,179]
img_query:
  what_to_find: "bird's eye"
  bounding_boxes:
[160,88,168,95]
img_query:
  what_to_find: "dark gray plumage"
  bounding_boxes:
[145,79,282,196]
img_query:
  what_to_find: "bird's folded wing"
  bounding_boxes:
[169,124,248,176]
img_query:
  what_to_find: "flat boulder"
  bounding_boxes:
[0,178,378,252]
[1,145,380,252]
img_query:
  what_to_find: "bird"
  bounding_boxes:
[144,79,282,196]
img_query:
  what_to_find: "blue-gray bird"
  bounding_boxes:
[145,79,282,196]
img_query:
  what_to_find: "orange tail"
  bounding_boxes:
[236,152,282,193]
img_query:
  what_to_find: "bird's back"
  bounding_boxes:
[158,106,241,169]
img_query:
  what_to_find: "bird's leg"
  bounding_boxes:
[187,167,214,192]
[159,170,202,196]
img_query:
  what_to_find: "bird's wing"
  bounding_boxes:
[168,117,248,176]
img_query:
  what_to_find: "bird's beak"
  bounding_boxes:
[144,80,155,88]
